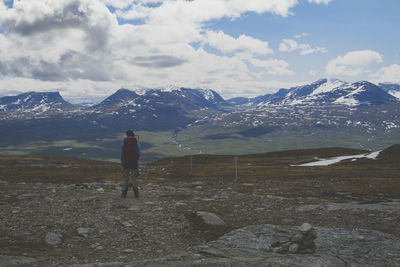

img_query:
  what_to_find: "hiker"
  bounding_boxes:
[120,130,141,198]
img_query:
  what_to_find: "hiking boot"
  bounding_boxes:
[121,189,128,198]
[133,188,139,199]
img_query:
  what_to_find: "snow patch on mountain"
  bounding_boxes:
[333,96,359,106]
[333,83,368,106]
[310,79,347,96]
[294,150,382,166]
[389,91,400,99]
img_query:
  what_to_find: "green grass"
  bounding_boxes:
[176,126,386,155]
[0,155,122,184]
[129,130,200,161]
[0,131,199,162]
[150,145,400,199]
[1,145,399,199]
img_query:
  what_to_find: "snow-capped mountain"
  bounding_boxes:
[259,79,398,106]
[0,91,74,113]
[75,87,227,131]
[1,81,399,161]
[93,87,225,113]
[379,83,400,100]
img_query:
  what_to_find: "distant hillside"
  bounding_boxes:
[227,79,399,107]
[378,144,400,162]
[0,91,75,112]
[0,81,399,162]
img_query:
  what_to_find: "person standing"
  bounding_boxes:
[120,130,141,198]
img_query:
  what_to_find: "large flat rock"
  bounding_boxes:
[72,224,400,266]
[194,224,400,266]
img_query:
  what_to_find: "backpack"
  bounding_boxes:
[121,137,139,169]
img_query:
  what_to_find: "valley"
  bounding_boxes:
[1,79,400,162]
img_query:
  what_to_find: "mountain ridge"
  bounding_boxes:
[0,80,399,162]
[0,91,75,112]
[1,79,399,114]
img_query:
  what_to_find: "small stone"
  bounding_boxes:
[121,221,132,227]
[290,233,304,243]
[174,201,186,207]
[272,247,284,253]
[124,249,134,253]
[95,246,104,251]
[289,243,299,253]
[77,227,95,237]
[193,253,202,259]
[196,211,226,226]
[91,243,101,248]
[45,232,63,246]
[270,241,282,248]
[357,235,365,241]
[307,229,317,239]
[299,223,313,234]
[96,188,105,192]
[300,238,316,250]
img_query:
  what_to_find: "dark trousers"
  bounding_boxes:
[122,168,139,193]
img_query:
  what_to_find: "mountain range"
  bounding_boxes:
[228,79,399,107]
[0,91,74,113]
[1,79,399,115]
[0,79,399,161]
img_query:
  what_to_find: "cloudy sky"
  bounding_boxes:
[0,0,399,102]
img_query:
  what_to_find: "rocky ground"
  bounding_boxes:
[1,149,400,266]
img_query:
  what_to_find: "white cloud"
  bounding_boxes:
[120,0,300,24]
[279,39,327,55]
[300,45,327,55]
[248,58,294,75]
[294,32,308,39]
[279,39,298,52]
[308,0,333,4]
[326,50,383,77]
[205,31,273,55]
[0,0,325,100]
[373,64,400,83]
